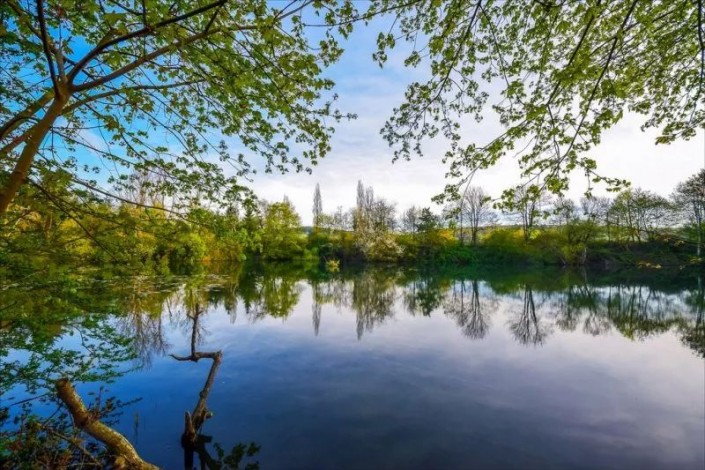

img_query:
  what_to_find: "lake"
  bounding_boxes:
[1,265,704,469]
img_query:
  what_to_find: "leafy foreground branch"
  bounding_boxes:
[1,0,365,214]
[55,378,158,470]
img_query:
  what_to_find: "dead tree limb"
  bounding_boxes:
[55,378,159,470]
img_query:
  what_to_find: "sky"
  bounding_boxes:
[244,13,705,226]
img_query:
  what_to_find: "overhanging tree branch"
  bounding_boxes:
[67,0,230,84]
[36,0,60,97]
[63,80,204,115]
[71,28,224,92]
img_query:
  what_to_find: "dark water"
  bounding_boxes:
[2,266,704,469]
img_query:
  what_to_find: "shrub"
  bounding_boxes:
[367,234,403,263]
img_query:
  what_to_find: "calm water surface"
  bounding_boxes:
[2,266,704,469]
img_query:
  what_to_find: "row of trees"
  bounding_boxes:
[311,169,704,259]
[315,175,703,245]
[502,169,704,254]
[454,169,704,253]
[1,167,701,277]
[0,165,311,276]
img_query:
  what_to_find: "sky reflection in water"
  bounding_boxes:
[2,267,704,469]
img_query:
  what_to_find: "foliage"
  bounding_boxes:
[366,232,403,263]
[260,199,305,261]
[480,228,532,264]
[325,259,340,273]
[416,207,441,233]
[0,0,365,214]
[373,0,704,206]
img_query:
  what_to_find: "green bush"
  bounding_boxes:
[367,234,403,263]
[482,228,533,263]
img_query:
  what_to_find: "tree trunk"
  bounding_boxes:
[56,378,159,470]
[0,91,53,143]
[0,95,67,214]
[695,203,702,257]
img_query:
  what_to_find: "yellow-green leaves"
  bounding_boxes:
[373,0,703,208]
[1,0,359,214]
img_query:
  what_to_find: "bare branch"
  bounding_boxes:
[36,0,60,96]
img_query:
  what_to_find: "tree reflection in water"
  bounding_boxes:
[508,285,553,346]
[681,275,705,357]
[352,271,397,339]
[2,267,704,467]
[169,284,260,470]
[443,279,498,339]
[116,277,173,368]
[243,268,705,352]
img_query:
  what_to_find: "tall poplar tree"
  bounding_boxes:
[313,183,322,228]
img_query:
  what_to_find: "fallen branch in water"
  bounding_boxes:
[55,378,159,470]
[177,350,223,446]
[169,300,225,466]
[170,350,220,361]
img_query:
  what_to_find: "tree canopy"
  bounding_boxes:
[0,0,360,213]
[2,0,703,225]
[373,0,704,205]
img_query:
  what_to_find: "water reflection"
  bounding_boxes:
[443,279,497,339]
[1,266,704,468]
[169,292,260,469]
[2,268,703,369]
[116,278,172,368]
[508,285,553,346]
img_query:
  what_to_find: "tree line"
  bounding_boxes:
[309,170,704,265]
[1,166,702,278]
